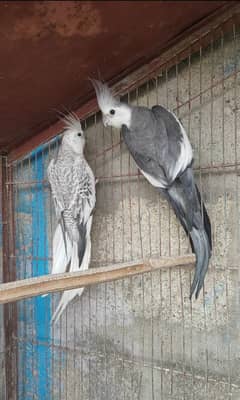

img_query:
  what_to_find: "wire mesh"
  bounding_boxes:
[0,254,6,400]
[3,16,240,400]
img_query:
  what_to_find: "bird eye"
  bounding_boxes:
[110,109,115,115]
[77,133,82,137]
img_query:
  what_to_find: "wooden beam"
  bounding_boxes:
[0,254,195,304]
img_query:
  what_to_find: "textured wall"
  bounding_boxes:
[13,28,240,399]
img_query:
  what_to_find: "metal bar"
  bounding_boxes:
[5,160,240,188]
[0,157,7,399]
[0,255,195,304]
[7,61,240,172]
[221,29,232,392]
[7,2,239,163]
[9,332,240,392]
[4,7,240,398]
[8,333,240,395]
[1,157,17,399]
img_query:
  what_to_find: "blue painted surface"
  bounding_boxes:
[16,147,52,399]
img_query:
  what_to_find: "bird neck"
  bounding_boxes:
[120,104,132,129]
[58,144,84,162]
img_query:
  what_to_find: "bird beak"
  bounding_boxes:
[103,115,109,127]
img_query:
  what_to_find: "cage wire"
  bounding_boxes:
[2,13,240,400]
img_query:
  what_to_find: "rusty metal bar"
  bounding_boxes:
[4,161,240,188]
[7,51,240,170]
[1,157,17,400]
[5,332,239,393]
[0,255,195,304]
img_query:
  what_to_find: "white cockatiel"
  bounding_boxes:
[48,113,96,323]
[91,79,212,300]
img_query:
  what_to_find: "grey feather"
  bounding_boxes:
[91,79,211,299]
[121,105,211,299]
[161,167,211,298]
[121,105,185,187]
[77,223,87,264]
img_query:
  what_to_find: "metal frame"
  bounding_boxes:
[2,3,240,399]
[1,157,17,400]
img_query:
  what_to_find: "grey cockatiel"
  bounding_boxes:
[48,113,96,323]
[91,79,212,299]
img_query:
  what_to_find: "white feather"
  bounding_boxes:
[52,223,72,274]
[90,79,131,129]
[51,288,80,324]
[102,104,131,129]
[42,223,72,298]
[139,169,167,189]
[51,216,93,324]
[47,113,95,319]
[78,215,93,274]
[51,242,80,324]
[168,111,193,180]
[90,79,119,114]
[63,112,82,133]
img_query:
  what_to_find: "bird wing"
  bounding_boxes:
[121,105,193,188]
[152,105,193,180]
[69,161,96,225]
[69,162,96,268]
[48,158,70,257]
[47,159,65,218]
[48,157,95,229]
[122,105,210,299]
[48,157,96,271]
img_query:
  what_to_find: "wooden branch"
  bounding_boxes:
[0,254,195,304]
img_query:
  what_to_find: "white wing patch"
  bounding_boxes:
[139,110,192,189]
[168,111,193,180]
[140,169,167,189]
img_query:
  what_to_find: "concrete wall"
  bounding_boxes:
[14,29,240,399]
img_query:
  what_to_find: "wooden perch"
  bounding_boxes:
[0,254,195,304]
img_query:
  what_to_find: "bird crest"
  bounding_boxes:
[89,78,119,113]
[63,112,82,133]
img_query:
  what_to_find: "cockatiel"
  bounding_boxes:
[91,79,212,299]
[48,113,96,323]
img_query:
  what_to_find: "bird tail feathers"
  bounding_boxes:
[189,227,211,299]
[195,184,212,251]
[51,216,93,324]
[162,168,211,299]
[42,223,72,298]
